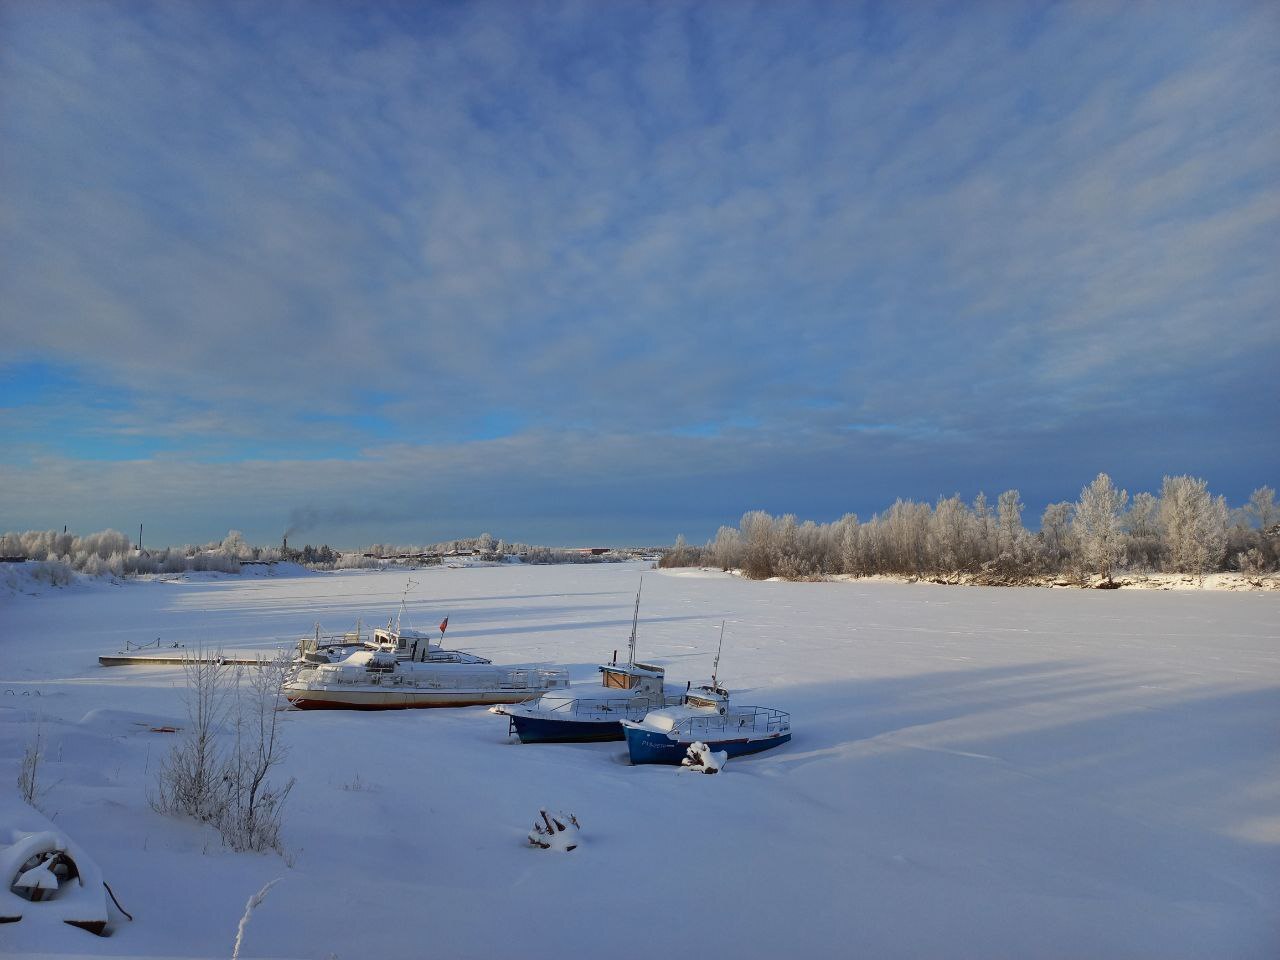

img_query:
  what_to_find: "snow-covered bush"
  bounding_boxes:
[339,553,382,569]
[23,561,75,588]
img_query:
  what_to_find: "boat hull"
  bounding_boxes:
[622,725,791,764]
[507,712,625,743]
[286,687,546,710]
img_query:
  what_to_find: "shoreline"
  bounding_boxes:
[678,568,1280,592]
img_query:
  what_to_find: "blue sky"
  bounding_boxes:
[1,0,1277,548]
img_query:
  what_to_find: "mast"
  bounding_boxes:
[711,620,725,689]
[395,577,419,635]
[627,577,643,667]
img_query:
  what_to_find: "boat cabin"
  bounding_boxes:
[684,683,730,711]
[373,626,435,661]
[598,661,665,696]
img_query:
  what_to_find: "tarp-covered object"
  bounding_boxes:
[1,827,110,935]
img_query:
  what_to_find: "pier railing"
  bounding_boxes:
[122,638,183,652]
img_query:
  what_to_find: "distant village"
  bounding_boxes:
[0,527,663,580]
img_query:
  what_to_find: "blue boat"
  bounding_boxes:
[493,580,682,743]
[620,623,791,764]
[620,683,791,763]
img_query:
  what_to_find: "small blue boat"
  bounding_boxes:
[620,624,791,764]
[620,683,791,763]
[493,580,682,743]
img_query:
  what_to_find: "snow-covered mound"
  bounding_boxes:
[0,561,85,598]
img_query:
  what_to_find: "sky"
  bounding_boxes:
[1,0,1277,549]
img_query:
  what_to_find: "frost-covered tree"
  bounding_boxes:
[881,499,930,574]
[221,530,253,560]
[797,520,830,574]
[739,511,774,579]
[929,495,972,575]
[1159,475,1228,580]
[1245,486,1277,531]
[659,534,695,569]
[995,489,1026,572]
[708,525,742,571]
[1242,486,1278,570]
[1123,492,1163,571]
[1073,473,1128,583]
[770,514,810,579]
[835,513,861,576]
[971,493,995,565]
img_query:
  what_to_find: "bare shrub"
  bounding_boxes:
[151,654,233,824]
[152,652,294,853]
[18,723,45,807]
[221,654,295,853]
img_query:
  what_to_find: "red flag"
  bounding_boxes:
[438,617,448,634]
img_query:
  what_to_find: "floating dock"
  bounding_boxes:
[98,647,287,667]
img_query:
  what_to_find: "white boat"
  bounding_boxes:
[292,578,489,668]
[284,580,569,710]
[283,649,570,710]
[294,620,489,667]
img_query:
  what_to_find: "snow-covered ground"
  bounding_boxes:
[1,562,1277,959]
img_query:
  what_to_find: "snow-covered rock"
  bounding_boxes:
[680,741,727,773]
[528,809,580,851]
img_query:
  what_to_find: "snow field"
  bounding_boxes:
[1,562,1277,958]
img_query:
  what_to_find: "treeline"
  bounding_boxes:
[364,532,513,559]
[0,528,365,577]
[662,475,1278,583]
[0,527,633,583]
[362,533,630,565]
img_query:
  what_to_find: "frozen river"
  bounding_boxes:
[2,562,1278,958]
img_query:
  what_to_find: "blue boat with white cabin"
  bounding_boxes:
[620,624,791,764]
[493,580,682,743]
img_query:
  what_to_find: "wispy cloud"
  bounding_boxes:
[1,0,1276,542]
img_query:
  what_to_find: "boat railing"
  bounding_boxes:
[538,693,681,720]
[669,706,791,740]
[301,665,569,692]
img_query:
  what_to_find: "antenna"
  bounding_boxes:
[711,620,725,689]
[627,577,643,666]
[395,577,419,634]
